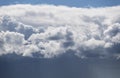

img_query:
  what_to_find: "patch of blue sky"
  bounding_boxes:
[0,0,120,7]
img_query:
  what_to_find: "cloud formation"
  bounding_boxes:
[0,4,120,58]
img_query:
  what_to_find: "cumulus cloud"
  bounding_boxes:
[0,31,25,55]
[0,4,120,58]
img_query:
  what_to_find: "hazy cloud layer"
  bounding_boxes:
[0,4,120,58]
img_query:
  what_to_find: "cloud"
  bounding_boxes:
[0,4,120,58]
[0,31,25,55]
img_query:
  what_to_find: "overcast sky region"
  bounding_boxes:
[0,0,120,78]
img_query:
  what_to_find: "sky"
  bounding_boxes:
[0,0,120,78]
[0,0,120,7]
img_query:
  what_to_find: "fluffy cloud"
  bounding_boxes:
[0,4,120,58]
[0,31,25,55]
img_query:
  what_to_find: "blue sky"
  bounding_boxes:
[0,0,120,7]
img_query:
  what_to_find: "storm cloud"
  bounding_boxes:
[0,4,120,58]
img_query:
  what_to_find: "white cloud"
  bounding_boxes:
[0,31,25,55]
[0,4,120,58]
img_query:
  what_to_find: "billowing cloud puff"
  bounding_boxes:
[0,31,25,55]
[0,4,120,58]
